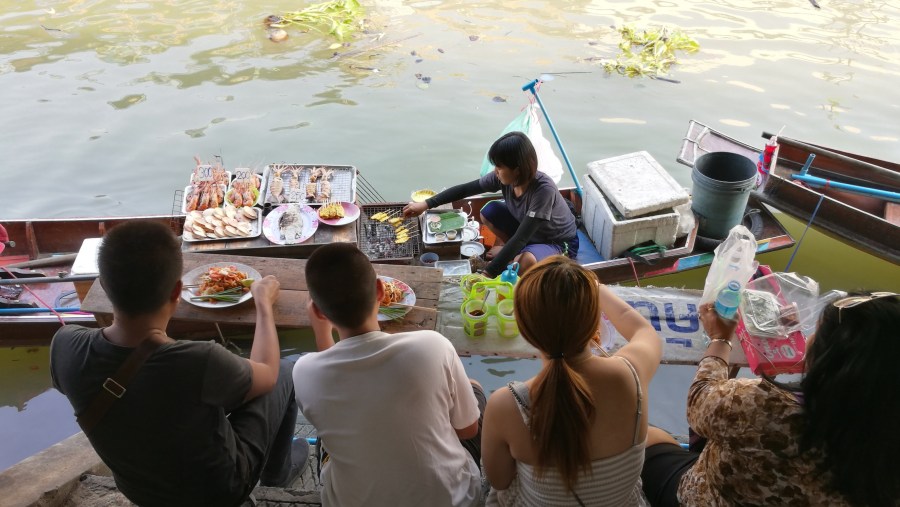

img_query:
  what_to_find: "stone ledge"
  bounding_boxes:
[62,475,322,507]
[0,432,107,507]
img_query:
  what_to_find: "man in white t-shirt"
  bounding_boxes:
[292,243,485,507]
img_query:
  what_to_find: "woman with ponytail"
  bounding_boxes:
[482,256,661,506]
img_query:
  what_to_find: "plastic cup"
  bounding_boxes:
[460,273,487,293]
[497,299,518,338]
[462,299,489,337]
[495,284,513,303]
[471,284,488,301]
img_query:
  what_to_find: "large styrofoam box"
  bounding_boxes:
[582,175,679,259]
[586,151,689,219]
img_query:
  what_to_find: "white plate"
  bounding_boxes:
[377,275,416,322]
[263,204,319,244]
[461,227,479,242]
[460,241,486,257]
[318,202,361,226]
[181,262,260,308]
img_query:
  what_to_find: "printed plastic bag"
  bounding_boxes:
[480,103,563,183]
[700,224,759,308]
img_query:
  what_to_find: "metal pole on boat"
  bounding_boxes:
[0,274,97,286]
[792,153,900,203]
[522,79,583,196]
[0,307,81,315]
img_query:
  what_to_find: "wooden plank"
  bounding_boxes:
[82,253,442,333]
[381,307,438,333]
[181,253,442,308]
[85,282,436,332]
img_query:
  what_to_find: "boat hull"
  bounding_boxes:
[2,182,794,343]
[679,120,899,264]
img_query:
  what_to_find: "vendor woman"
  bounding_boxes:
[403,131,578,278]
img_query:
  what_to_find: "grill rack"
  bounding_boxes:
[357,203,421,262]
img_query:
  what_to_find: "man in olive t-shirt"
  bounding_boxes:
[50,221,302,507]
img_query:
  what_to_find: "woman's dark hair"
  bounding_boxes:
[305,243,377,328]
[801,291,900,506]
[513,256,598,492]
[488,131,538,187]
[98,220,183,317]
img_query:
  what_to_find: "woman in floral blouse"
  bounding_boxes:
[641,292,900,506]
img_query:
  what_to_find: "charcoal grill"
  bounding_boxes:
[358,203,421,263]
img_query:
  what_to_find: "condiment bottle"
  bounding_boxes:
[500,262,520,286]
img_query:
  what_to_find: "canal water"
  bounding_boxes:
[1,0,898,471]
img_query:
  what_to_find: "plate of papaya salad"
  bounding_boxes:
[181,263,261,308]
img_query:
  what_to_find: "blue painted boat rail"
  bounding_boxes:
[791,153,900,202]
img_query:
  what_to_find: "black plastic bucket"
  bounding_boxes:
[691,152,757,239]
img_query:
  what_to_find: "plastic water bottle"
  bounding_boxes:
[500,262,520,286]
[715,280,742,320]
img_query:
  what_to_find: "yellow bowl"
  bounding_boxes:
[411,189,436,203]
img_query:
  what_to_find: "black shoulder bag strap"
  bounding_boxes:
[77,332,166,434]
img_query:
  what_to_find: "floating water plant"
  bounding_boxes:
[601,26,699,78]
[266,0,364,41]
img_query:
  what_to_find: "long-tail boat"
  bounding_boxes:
[1,192,793,344]
[678,120,899,264]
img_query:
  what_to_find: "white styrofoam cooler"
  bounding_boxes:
[582,174,679,260]
[586,151,689,219]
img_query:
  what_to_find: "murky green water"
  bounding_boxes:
[1,0,898,471]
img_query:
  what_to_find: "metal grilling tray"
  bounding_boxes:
[357,203,420,262]
[262,164,356,206]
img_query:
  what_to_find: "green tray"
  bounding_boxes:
[426,212,466,233]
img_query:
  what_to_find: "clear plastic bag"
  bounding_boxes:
[739,272,821,338]
[700,224,759,308]
[480,103,563,183]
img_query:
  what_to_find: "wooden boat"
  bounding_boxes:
[679,120,900,264]
[450,188,793,283]
[0,200,368,343]
[1,182,794,343]
[0,216,183,344]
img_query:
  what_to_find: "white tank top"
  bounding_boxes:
[487,357,649,507]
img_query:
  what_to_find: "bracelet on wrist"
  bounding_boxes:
[708,338,733,351]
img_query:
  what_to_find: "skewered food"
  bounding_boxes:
[319,202,345,220]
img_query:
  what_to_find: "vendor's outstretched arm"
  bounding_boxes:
[484,216,542,277]
[425,180,485,208]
